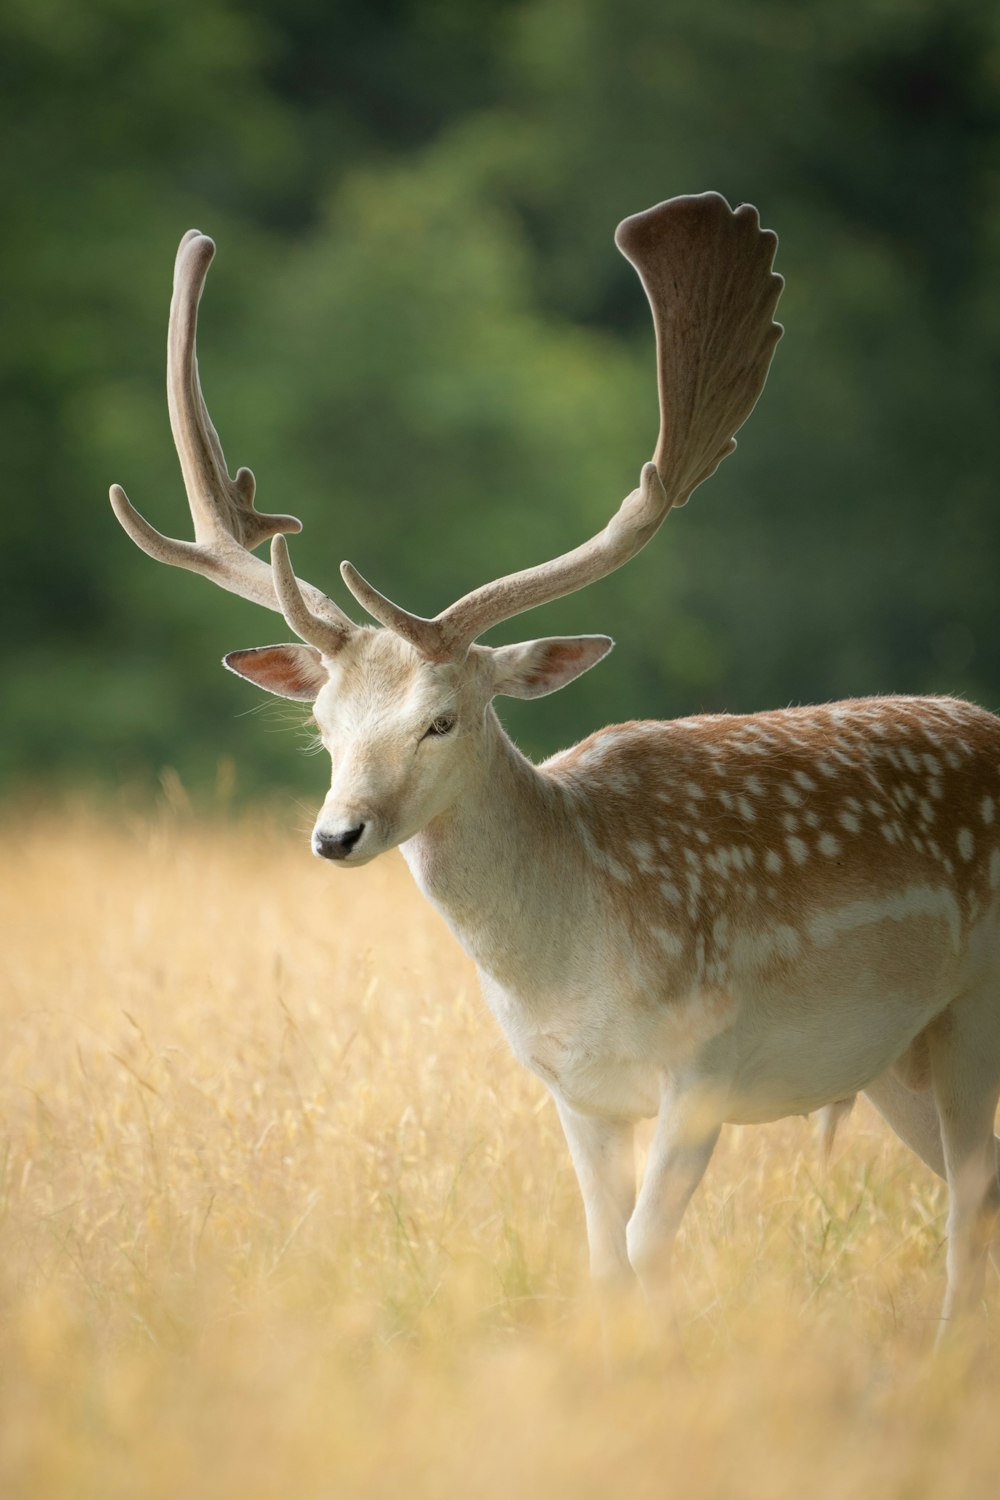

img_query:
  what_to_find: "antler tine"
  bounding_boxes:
[272,535,352,655]
[339,192,782,660]
[110,230,354,638]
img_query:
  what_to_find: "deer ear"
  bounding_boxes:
[489,636,613,700]
[223,644,328,701]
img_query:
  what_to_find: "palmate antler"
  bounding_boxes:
[335,192,783,659]
[110,194,782,661]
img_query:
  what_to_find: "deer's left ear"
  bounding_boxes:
[223,644,329,701]
[488,636,614,700]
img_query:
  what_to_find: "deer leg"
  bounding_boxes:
[555,1099,637,1289]
[864,1069,947,1177]
[865,1068,1000,1292]
[625,1081,721,1308]
[926,1007,1000,1336]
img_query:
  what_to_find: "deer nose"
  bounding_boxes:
[313,824,366,860]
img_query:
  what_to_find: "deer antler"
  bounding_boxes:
[341,192,783,660]
[110,230,352,655]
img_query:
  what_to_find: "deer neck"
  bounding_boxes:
[400,708,582,991]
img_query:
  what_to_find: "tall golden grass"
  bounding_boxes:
[2,795,999,1498]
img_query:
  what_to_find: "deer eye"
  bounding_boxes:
[423,714,457,739]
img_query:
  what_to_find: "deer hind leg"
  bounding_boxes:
[926,1000,1000,1336]
[865,1062,1000,1282]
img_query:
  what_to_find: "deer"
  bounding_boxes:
[110,193,1000,1343]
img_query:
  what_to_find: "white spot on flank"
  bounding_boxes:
[818,760,836,778]
[982,796,995,826]
[686,782,705,801]
[919,799,935,824]
[736,795,756,822]
[781,784,803,807]
[786,835,809,865]
[579,824,633,883]
[782,811,799,833]
[660,880,682,906]
[923,753,942,774]
[901,747,920,772]
[838,810,861,834]
[793,770,817,792]
[765,849,783,875]
[990,849,1000,890]
[958,828,975,862]
[744,775,764,798]
[819,833,841,858]
[650,925,684,957]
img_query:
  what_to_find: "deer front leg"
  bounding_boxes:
[626,1078,721,1309]
[555,1098,637,1289]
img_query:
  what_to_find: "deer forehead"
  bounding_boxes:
[313,630,474,737]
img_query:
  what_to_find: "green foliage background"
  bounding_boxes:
[4,0,999,800]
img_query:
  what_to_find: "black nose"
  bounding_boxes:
[314,824,366,860]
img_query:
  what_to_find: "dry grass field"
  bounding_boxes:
[2,793,1000,1498]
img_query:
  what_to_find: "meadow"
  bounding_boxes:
[2,793,1000,1498]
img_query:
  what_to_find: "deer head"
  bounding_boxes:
[110,195,783,864]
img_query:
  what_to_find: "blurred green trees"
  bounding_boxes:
[4,0,999,799]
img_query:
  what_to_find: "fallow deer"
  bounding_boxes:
[110,194,1000,1339]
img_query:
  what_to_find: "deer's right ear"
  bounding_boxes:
[223,645,328,702]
